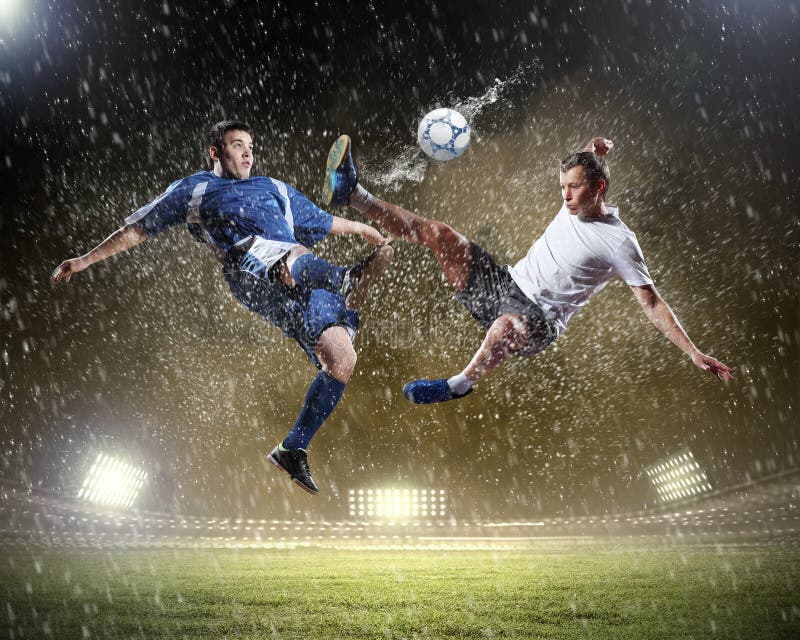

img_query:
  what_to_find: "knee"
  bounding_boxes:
[322,340,357,383]
[421,222,471,265]
[489,314,530,351]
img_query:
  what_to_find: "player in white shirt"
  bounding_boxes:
[324,135,733,404]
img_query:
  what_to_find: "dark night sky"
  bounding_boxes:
[1,0,798,519]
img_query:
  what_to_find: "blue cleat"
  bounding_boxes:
[402,378,473,404]
[323,134,359,207]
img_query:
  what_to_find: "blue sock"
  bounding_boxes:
[282,371,347,450]
[290,253,346,291]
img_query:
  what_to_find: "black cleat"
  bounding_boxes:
[268,445,320,495]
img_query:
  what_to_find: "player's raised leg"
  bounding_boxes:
[277,243,395,308]
[403,313,532,404]
[324,134,474,292]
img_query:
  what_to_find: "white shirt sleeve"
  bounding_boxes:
[611,236,654,286]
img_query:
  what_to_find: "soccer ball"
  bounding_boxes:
[417,108,471,161]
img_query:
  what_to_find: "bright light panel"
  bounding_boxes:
[77,453,148,509]
[0,0,19,21]
[347,488,447,519]
[645,449,712,504]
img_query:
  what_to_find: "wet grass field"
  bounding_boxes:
[2,541,798,639]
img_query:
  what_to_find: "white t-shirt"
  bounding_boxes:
[508,204,653,337]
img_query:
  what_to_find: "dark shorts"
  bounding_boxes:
[454,242,556,356]
[223,251,359,369]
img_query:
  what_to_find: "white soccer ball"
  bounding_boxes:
[417,108,471,161]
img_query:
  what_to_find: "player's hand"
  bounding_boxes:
[51,258,86,284]
[691,352,735,381]
[360,224,392,246]
[584,137,614,156]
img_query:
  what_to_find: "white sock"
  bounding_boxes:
[447,372,474,396]
[349,184,374,213]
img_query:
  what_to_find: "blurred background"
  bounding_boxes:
[1,0,797,520]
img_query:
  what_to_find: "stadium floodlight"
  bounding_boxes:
[77,453,148,509]
[0,0,20,20]
[645,448,712,504]
[347,488,447,520]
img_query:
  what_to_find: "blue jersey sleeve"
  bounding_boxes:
[284,183,333,248]
[124,176,197,238]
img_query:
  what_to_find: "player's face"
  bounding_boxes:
[560,165,604,218]
[212,129,254,180]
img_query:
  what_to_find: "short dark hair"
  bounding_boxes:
[206,120,253,169]
[560,151,611,198]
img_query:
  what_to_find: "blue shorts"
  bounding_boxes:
[223,254,359,368]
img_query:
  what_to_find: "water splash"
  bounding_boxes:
[367,61,540,191]
[452,76,506,121]
[366,145,428,192]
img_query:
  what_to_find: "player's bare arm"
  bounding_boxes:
[630,284,734,381]
[51,224,147,284]
[329,215,391,245]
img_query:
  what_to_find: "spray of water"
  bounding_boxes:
[367,61,540,191]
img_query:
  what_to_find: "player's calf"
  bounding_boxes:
[341,245,395,309]
[403,314,533,405]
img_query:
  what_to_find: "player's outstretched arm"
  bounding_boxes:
[51,224,147,284]
[584,137,614,156]
[630,284,734,381]
[328,216,391,246]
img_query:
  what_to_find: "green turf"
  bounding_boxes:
[1,542,798,639]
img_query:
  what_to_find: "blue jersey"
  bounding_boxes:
[125,171,333,267]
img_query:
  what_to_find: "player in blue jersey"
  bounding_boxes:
[51,120,394,495]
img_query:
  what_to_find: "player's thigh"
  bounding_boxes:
[284,245,311,267]
[314,325,357,382]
